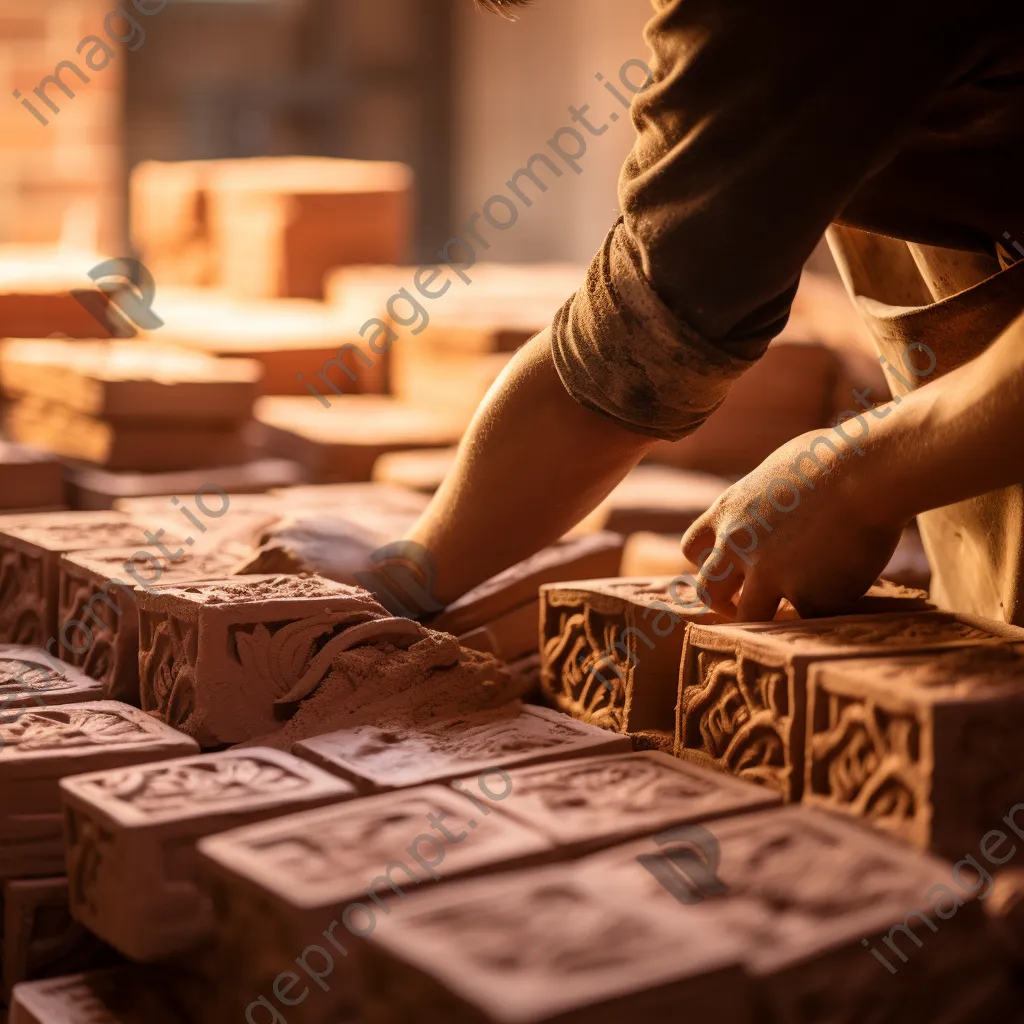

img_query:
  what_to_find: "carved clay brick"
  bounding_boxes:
[0,646,103,708]
[2,877,110,1002]
[0,701,198,879]
[0,513,149,647]
[293,704,630,793]
[359,861,755,1024]
[9,967,190,1024]
[676,610,1023,801]
[805,643,1024,857]
[60,747,355,961]
[135,574,399,745]
[474,751,779,854]
[197,785,551,1022]
[578,805,1008,1024]
[432,534,624,638]
[540,576,722,734]
[57,545,252,704]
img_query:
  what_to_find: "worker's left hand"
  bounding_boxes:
[680,427,905,621]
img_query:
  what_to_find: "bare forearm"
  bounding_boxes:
[859,314,1024,526]
[407,329,655,605]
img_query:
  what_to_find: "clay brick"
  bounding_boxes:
[151,289,387,396]
[2,876,109,1002]
[371,446,457,493]
[0,701,197,879]
[359,860,754,1024]
[458,599,540,663]
[135,574,401,745]
[432,533,625,638]
[468,750,779,855]
[0,340,262,424]
[0,646,102,708]
[9,968,189,1024]
[205,157,413,300]
[4,397,251,472]
[578,465,730,537]
[540,576,722,735]
[389,345,511,430]
[293,704,630,793]
[0,512,148,646]
[677,610,1024,801]
[65,458,303,512]
[0,247,117,338]
[60,748,356,961]
[0,442,62,513]
[196,784,552,1023]
[805,643,1024,858]
[254,395,462,483]
[576,805,1008,1023]
[57,545,253,704]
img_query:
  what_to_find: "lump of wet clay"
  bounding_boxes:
[0,512,151,647]
[231,483,431,586]
[61,747,356,961]
[804,642,1024,858]
[431,533,625,638]
[576,805,1009,1023]
[359,859,755,1024]
[9,967,190,1024]
[0,701,197,880]
[475,751,779,855]
[677,610,1024,801]
[0,441,63,514]
[293,703,630,793]
[196,785,552,1023]
[136,574,404,745]
[136,574,519,748]
[540,576,723,735]
[2,876,110,1002]
[0,646,103,707]
[57,544,253,704]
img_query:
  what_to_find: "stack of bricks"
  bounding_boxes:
[0,499,1020,1020]
[130,156,414,301]
[0,0,123,257]
[0,339,286,509]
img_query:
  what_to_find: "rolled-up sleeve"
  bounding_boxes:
[552,0,994,441]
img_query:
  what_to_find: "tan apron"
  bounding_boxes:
[826,225,1024,624]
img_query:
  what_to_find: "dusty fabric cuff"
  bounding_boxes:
[551,218,764,443]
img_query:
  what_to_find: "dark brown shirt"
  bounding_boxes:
[552,0,1024,441]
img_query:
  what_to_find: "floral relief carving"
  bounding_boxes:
[680,649,787,790]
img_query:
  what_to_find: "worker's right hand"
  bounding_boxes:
[680,426,905,621]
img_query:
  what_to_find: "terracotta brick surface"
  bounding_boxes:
[61,747,356,960]
[676,610,1024,801]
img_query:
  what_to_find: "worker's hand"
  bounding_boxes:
[681,427,905,621]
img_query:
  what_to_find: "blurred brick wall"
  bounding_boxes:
[0,0,124,254]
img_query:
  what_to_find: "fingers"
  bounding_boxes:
[735,574,783,622]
